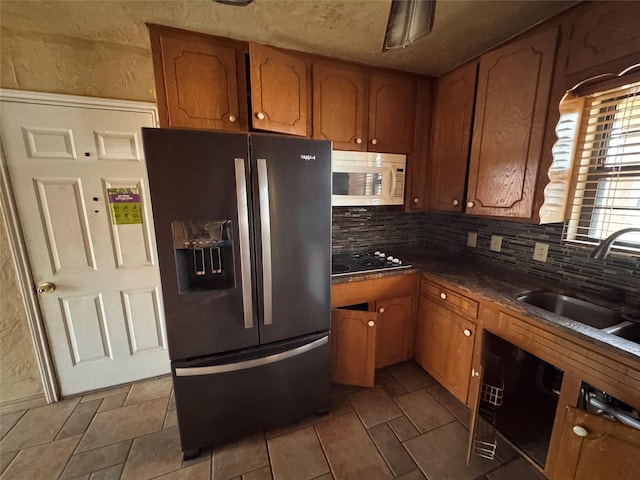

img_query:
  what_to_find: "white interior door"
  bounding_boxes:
[1,97,170,396]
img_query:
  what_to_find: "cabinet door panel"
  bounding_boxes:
[368,73,416,154]
[416,295,475,404]
[374,295,414,369]
[150,27,244,131]
[565,2,640,82]
[467,27,557,218]
[313,63,367,151]
[554,407,640,479]
[428,62,477,212]
[250,42,309,136]
[330,309,378,387]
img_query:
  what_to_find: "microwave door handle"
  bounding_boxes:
[234,158,253,329]
[388,167,397,198]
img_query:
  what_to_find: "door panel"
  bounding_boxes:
[142,128,259,360]
[331,309,378,387]
[250,43,310,136]
[1,100,170,395]
[250,134,331,345]
[312,62,367,151]
[375,295,414,368]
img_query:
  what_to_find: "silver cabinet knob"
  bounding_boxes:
[368,320,375,327]
[463,329,472,337]
[453,199,459,206]
[355,137,362,144]
[229,115,237,123]
[370,138,378,145]
[413,197,419,204]
[379,308,385,314]
[256,112,265,120]
[572,425,588,437]
[440,292,447,300]
[37,282,55,294]
[467,201,474,208]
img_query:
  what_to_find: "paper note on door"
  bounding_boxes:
[107,188,142,225]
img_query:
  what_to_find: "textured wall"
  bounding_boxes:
[0,210,44,405]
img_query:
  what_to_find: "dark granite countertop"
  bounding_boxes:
[332,246,640,363]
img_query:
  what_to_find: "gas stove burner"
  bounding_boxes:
[331,250,412,276]
[332,263,351,274]
[357,259,385,268]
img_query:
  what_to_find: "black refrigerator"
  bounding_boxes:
[142,128,331,459]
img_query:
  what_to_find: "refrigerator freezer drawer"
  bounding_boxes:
[172,334,330,452]
[175,336,327,376]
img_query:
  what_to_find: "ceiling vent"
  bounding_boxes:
[383,0,436,52]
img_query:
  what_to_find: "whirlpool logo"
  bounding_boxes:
[300,154,316,161]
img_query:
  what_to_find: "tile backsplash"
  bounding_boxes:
[332,207,640,304]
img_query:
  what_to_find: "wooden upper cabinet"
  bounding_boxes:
[148,25,247,131]
[250,42,310,137]
[428,62,477,212]
[406,78,434,211]
[553,406,640,479]
[564,1,640,85]
[466,27,558,218]
[312,62,367,151]
[368,72,417,154]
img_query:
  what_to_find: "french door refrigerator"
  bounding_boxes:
[142,128,331,459]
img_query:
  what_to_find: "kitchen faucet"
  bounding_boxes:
[589,228,640,260]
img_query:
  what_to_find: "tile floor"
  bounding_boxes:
[0,361,546,480]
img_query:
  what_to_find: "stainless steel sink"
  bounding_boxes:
[605,323,640,343]
[516,291,624,329]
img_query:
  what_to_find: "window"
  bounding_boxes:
[563,81,640,254]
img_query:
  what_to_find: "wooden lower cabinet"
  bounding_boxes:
[415,294,476,404]
[553,407,640,479]
[374,295,415,369]
[330,309,378,387]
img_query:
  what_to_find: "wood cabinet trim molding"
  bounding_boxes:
[331,273,418,308]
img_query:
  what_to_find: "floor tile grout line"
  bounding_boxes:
[313,420,338,480]
[0,409,28,443]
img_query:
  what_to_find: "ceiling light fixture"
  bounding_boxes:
[215,0,254,6]
[383,0,436,52]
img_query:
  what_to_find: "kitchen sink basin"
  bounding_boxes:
[605,323,640,344]
[516,291,624,329]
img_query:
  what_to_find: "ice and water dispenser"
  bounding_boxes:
[172,220,234,292]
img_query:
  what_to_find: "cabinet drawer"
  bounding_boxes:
[421,279,479,320]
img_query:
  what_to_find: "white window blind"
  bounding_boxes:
[563,81,640,254]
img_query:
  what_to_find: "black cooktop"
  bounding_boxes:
[331,251,411,276]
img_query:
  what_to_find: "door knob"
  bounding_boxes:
[370,138,378,145]
[229,115,237,123]
[256,112,265,120]
[440,292,447,300]
[453,199,459,206]
[413,197,419,204]
[378,307,385,314]
[368,320,375,327]
[463,329,472,337]
[572,425,588,437]
[467,201,475,208]
[355,137,362,144]
[37,282,55,294]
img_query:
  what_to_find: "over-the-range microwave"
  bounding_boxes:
[331,150,406,206]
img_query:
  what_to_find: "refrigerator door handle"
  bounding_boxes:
[174,335,328,376]
[234,158,253,329]
[257,158,273,326]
